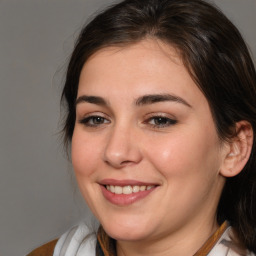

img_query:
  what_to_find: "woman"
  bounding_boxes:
[54,0,256,255]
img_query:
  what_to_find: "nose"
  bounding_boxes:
[103,124,142,169]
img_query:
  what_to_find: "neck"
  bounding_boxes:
[116,218,219,256]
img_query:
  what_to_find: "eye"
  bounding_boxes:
[79,115,110,127]
[146,116,177,128]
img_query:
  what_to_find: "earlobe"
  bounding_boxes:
[220,121,253,178]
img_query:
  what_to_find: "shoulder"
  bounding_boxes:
[53,222,97,256]
[209,226,255,256]
[26,239,58,256]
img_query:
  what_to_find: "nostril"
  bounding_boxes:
[103,133,143,168]
[121,160,132,165]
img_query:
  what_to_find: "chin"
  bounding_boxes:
[107,230,148,242]
[102,221,153,241]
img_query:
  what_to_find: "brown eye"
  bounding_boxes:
[79,115,110,127]
[147,116,177,128]
[91,116,105,124]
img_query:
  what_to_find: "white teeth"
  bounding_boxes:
[106,185,155,194]
[140,186,146,191]
[132,185,140,193]
[123,186,132,194]
[115,186,123,194]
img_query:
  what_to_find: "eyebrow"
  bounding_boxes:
[75,95,108,106]
[135,94,192,107]
[75,93,191,108]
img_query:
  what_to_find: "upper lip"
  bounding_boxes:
[99,179,159,186]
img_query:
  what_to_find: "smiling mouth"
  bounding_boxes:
[105,185,156,195]
[100,181,158,205]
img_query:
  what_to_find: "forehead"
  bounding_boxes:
[77,39,206,107]
[82,39,183,75]
[87,39,182,63]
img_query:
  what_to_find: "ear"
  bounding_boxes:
[220,121,253,178]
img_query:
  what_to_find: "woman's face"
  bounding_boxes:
[72,40,227,243]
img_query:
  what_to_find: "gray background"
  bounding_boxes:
[0,1,255,255]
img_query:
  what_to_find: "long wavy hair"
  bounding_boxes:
[61,0,256,253]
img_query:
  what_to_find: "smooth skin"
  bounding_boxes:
[72,40,252,256]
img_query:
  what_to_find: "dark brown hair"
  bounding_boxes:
[62,0,256,253]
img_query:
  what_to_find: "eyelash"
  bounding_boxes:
[79,115,110,127]
[144,115,177,128]
[78,115,177,128]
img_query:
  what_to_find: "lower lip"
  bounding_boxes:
[100,185,157,206]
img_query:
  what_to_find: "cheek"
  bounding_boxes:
[71,129,105,214]
[144,126,221,180]
[144,127,223,221]
[71,129,101,179]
